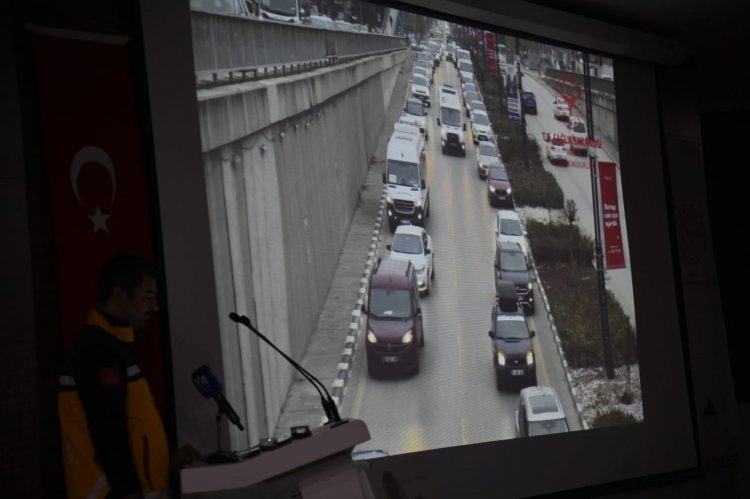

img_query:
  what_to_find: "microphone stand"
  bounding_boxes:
[229,312,344,426]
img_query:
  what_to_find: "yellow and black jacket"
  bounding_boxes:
[58,310,169,499]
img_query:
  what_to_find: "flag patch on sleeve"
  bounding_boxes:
[99,367,123,386]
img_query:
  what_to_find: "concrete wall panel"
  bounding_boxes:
[199,54,404,437]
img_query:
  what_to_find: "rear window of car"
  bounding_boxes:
[551,137,565,146]
[572,122,586,133]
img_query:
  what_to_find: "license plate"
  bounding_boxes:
[511,369,524,376]
[382,356,399,363]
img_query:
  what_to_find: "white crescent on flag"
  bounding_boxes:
[70,146,116,233]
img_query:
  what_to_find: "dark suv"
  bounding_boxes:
[494,241,535,314]
[522,91,537,114]
[362,258,424,376]
[489,281,537,390]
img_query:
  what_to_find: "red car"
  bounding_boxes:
[486,163,514,208]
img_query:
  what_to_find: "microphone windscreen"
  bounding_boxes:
[191,365,223,398]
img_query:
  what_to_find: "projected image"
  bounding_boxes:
[188,0,641,458]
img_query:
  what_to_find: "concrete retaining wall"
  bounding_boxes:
[200,50,407,444]
[191,9,406,73]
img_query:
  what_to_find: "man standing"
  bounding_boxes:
[58,254,169,499]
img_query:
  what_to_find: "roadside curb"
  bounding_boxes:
[327,188,386,419]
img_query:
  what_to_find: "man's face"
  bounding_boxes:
[121,275,158,329]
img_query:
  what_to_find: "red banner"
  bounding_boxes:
[598,162,626,269]
[485,32,497,76]
[33,33,165,411]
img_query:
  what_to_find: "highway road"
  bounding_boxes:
[521,73,635,328]
[341,59,582,457]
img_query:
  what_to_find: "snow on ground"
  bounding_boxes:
[516,206,569,226]
[571,364,643,427]
[517,206,643,427]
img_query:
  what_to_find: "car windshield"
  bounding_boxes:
[495,318,529,339]
[528,419,569,436]
[440,107,462,127]
[405,101,424,116]
[479,143,498,157]
[500,218,523,236]
[473,113,490,126]
[551,137,565,146]
[488,167,508,181]
[369,288,412,318]
[392,233,423,255]
[459,61,473,72]
[523,92,535,99]
[464,84,476,93]
[412,76,428,87]
[471,101,486,112]
[466,92,479,102]
[500,250,526,271]
[572,122,586,133]
[386,160,420,188]
[415,60,428,69]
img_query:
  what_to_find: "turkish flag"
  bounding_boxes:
[33,33,166,413]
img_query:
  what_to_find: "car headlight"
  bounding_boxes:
[441,129,448,140]
[414,198,422,207]
[415,265,426,274]
[367,331,377,344]
[496,351,506,366]
[489,185,496,193]
[527,282,533,291]
[386,194,393,203]
[506,187,511,195]
[526,350,535,366]
[458,131,464,141]
[401,330,414,344]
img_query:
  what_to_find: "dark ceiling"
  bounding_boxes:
[517,0,749,56]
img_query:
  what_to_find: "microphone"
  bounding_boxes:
[229,312,343,425]
[192,365,245,431]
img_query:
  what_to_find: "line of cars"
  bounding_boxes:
[361,40,447,377]
[364,40,569,437]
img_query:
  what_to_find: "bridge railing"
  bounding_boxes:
[191,9,407,75]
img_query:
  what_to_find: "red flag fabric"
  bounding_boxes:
[33,32,165,411]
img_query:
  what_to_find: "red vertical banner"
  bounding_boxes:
[32,32,165,412]
[598,162,626,269]
[485,32,497,76]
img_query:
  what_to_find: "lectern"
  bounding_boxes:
[181,419,373,498]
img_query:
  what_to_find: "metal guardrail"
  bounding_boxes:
[191,9,407,75]
[195,48,406,89]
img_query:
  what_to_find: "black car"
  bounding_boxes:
[489,284,537,390]
[494,241,535,314]
[522,91,537,115]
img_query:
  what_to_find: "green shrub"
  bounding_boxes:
[525,220,592,265]
[528,222,637,369]
[591,409,638,428]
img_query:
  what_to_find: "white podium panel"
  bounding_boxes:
[181,419,372,498]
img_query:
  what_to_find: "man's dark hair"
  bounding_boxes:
[97,254,157,305]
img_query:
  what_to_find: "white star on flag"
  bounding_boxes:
[88,205,110,233]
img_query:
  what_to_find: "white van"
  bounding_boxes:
[383,123,430,232]
[436,87,466,156]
